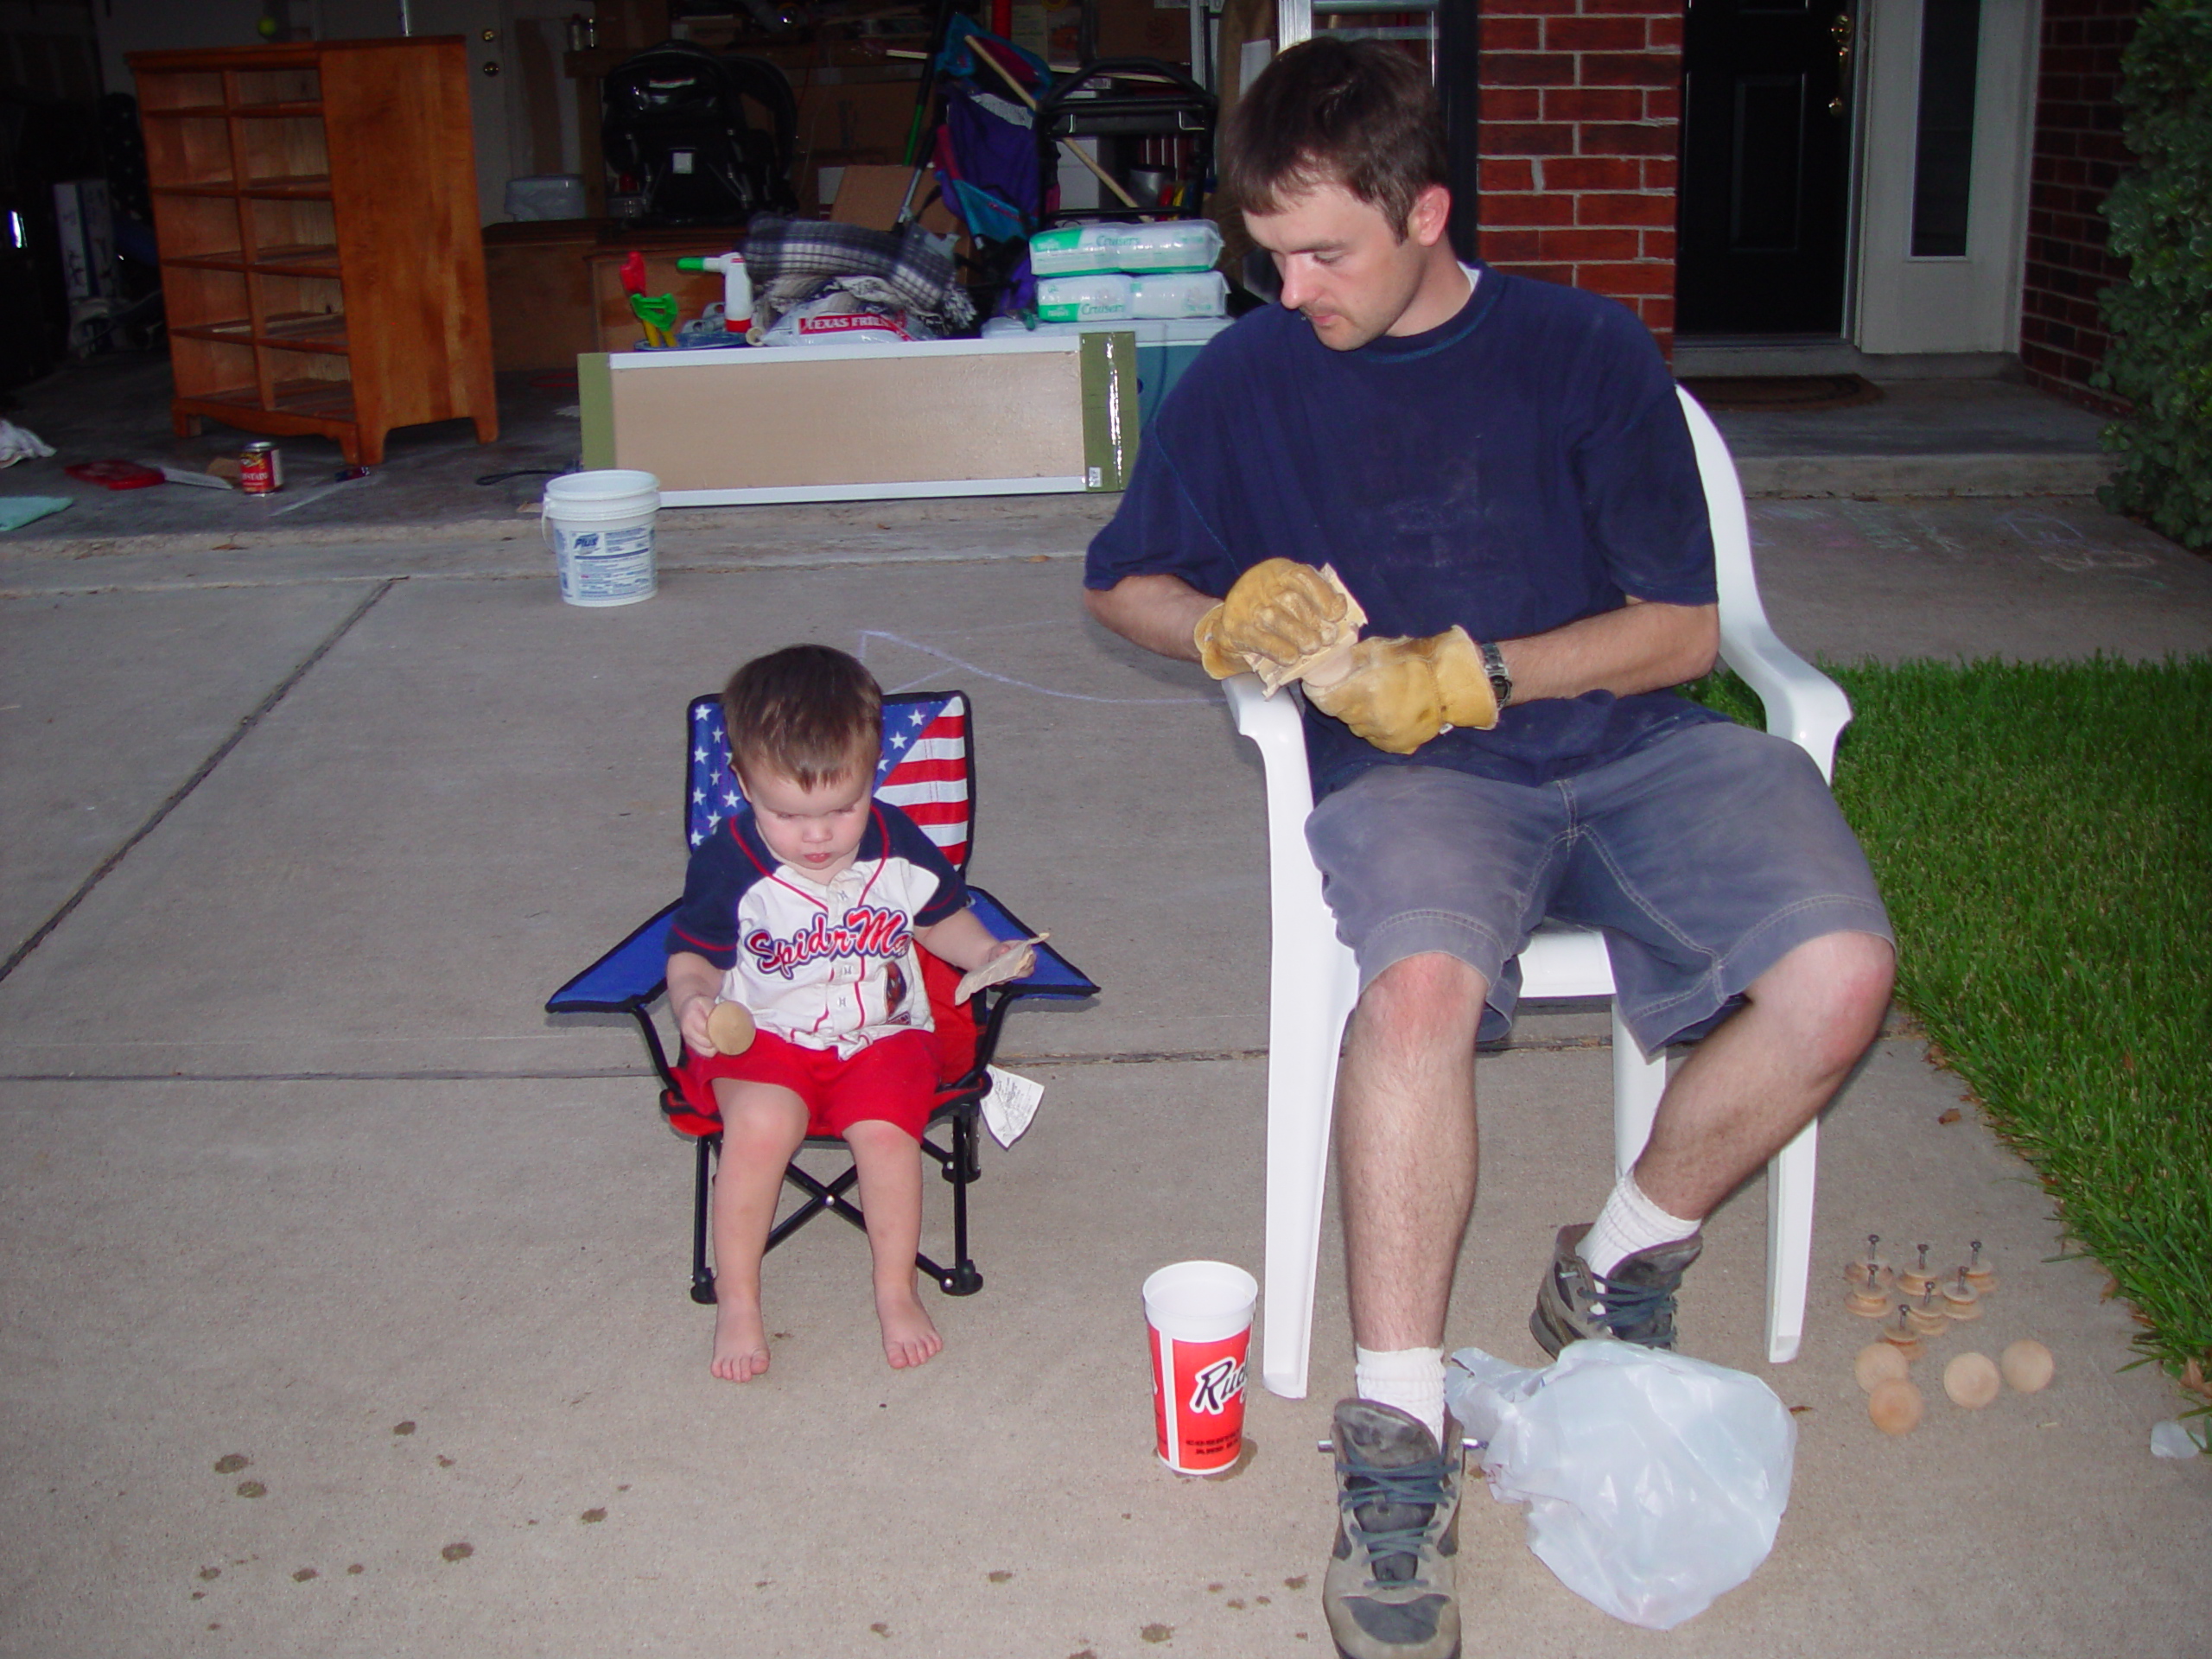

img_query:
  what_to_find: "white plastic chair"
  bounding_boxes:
[1225,385,1851,1399]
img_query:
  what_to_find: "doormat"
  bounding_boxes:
[1678,373,1884,411]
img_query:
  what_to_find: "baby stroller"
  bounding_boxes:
[601,40,800,225]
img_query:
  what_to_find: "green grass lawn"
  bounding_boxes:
[1693,658,2212,1404]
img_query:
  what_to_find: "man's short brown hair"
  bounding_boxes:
[721,644,881,790]
[1220,36,1450,237]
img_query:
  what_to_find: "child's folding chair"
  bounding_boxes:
[546,689,1096,1303]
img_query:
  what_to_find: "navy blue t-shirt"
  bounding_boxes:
[1084,265,1728,797]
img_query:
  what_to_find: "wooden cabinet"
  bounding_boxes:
[130,38,497,466]
[480,223,733,370]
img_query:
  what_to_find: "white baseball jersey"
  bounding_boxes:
[667,800,967,1058]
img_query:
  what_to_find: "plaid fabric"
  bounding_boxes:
[741,215,976,332]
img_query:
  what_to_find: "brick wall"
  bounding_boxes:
[2019,0,2141,405]
[1477,0,1684,353]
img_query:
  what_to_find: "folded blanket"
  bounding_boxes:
[741,214,976,334]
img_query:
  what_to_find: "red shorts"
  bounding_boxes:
[674,1026,943,1141]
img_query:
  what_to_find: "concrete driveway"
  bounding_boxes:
[1,493,2207,1657]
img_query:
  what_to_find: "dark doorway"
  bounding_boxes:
[1676,0,1853,334]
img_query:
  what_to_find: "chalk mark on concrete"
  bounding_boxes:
[855,629,1213,705]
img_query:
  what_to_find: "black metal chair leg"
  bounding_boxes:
[939,1109,982,1295]
[690,1133,718,1305]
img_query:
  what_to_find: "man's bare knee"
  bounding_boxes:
[1751,931,1896,1073]
[1356,952,1489,1048]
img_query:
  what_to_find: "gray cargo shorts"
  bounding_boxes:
[1303,721,1894,1052]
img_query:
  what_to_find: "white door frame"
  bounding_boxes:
[1852,0,2040,354]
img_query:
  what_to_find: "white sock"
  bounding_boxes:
[1354,1345,1446,1446]
[1580,1172,1700,1278]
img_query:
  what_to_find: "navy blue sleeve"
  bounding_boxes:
[1083,328,1253,600]
[1564,300,1718,607]
[875,803,968,926]
[666,831,743,969]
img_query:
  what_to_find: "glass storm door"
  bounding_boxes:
[1853,0,2038,353]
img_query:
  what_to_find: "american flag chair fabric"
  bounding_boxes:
[547,690,1096,1302]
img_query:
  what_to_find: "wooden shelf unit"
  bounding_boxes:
[130,38,497,466]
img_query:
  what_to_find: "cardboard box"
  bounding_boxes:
[594,0,671,53]
[1093,0,1192,64]
[800,73,925,164]
[577,333,1138,505]
[982,315,1230,430]
[828,162,970,260]
[483,222,599,372]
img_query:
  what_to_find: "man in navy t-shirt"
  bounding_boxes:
[1084,39,1893,1658]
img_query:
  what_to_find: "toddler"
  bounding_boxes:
[665,645,1028,1381]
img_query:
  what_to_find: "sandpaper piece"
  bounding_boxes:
[955,933,1046,1003]
[1251,563,1367,695]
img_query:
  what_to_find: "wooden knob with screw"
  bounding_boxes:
[1941,1268,1983,1320]
[1907,1287,1950,1337]
[1897,1242,1937,1298]
[1847,1282,1891,1318]
[1962,1239,1999,1294]
[1881,1305,1925,1362]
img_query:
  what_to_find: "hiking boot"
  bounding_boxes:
[1530,1221,1704,1357]
[1322,1400,1462,1659]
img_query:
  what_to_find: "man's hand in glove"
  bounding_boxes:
[1192,558,1351,678]
[1302,625,1501,755]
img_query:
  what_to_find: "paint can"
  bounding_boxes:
[542,469,660,607]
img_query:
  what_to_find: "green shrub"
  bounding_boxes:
[2094,0,2212,550]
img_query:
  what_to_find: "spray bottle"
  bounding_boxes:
[677,252,753,339]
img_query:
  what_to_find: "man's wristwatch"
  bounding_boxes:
[1478,639,1513,710]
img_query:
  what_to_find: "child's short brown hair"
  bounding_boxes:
[721,645,881,790]
[1221,35,1450,238]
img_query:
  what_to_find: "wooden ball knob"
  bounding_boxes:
[2001,1338,2055,1394]
[1943,1351,2001,1408]
[1868,1377,1923,1434]
[707,1001,755,1056]
[1856,1342,1910,1391]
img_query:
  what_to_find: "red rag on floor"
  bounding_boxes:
[64,459,165,490]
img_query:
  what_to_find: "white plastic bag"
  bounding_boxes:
[2151,1419,2207,1459]
[1445,1340,1796,1630]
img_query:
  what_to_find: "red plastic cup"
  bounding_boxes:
[1144,1261,1259,1474]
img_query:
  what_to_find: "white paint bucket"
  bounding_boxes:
[543,469,660,607]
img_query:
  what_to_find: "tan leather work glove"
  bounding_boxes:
[1303,625,1501,755]
[1192,558,1351,680]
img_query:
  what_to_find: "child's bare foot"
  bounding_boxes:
[876,1282,943,1370]
[711,1297,772,1382]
